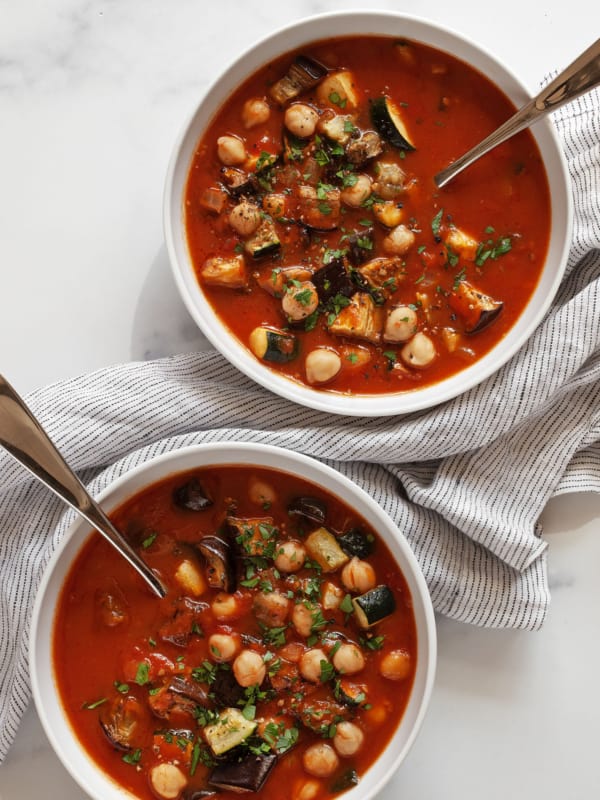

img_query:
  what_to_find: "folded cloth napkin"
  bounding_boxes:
[1,89,599,762]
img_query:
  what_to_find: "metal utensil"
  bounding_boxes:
[434,37,600,188]
[0,374,167,598]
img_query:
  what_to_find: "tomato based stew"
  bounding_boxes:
[185,35,550,394]
[54,466,417,800]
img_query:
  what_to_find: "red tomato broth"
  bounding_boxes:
[185,35,550,394]
[53,465,417,800]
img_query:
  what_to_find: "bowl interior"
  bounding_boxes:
[164,10,572,416]
[31,442,436,800]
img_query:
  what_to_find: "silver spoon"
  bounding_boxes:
[0,374,167,598]
[434,37,600,189]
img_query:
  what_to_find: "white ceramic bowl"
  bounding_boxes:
[164,10,572,417]
[30,442,436,800]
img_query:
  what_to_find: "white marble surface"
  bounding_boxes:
[0,0,599,798]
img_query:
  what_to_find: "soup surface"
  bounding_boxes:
[185,35,550,394]
[54,465,417,800]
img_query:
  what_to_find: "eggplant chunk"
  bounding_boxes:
[356,257,403,292]
[345,130,383,166]
[168,676,209,706]
[295,184,341,231]
[328,293,384,344]
[99,696,143,751]
[209,752,278,793]
[288,496,327,525]
[159,596,208,647]
[173,477,213,512]
[269,55,328,105]
[220,166,258,197]
[346,228,375,266]
[312,258,355,303]
[148,685,200,721]
[338,528,374,559]
[449,280,504,333]
[258,266,313,298]
[228,516,277,557]
[198,535,236,592]
[211,666,246,707]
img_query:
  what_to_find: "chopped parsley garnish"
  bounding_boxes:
[383,350,397,364]
[475,236,512,265]
[259,622,288,648]
[346,352,359,364]
[82,697,107,710]
[320,660,336,683]
[294,288,315,307]
[114,681,129,694]
[343,119,356,133]
[141,531,157,549]
[134,662,150,686]
[339,593,354,614]
[304,310,320,331]
[323,248,347,264]
[329,91,347,109]
[431,208,444,239]
[453,268,467,290]
[122,748,142,766]
[192,660,218,684]
[360,634,385,651]
[446,245,459,267]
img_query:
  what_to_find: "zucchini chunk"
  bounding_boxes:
[448,280,504,333]
[370,96,416,151]
[200,255,248,289]
[328,292,384,344]
[338,528,374,559]
[249,327,299,364]
[244,219,281,259]
[352,585,396,629]
[197,535,236,593]
[269,55,328,105]
[305,527,349,573]
[209,752,278,793]
[336,678,368,708]
[204,708,257,755]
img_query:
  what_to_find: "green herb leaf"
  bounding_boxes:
[122,748,142,766]
[135,662,150,686]
[82,697,107,710]
[320,660,336,683]
[340,594,353,614]
[431,208,444,238]
[114,682,129,694]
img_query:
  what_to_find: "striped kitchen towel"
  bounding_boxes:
[0,88,599,761]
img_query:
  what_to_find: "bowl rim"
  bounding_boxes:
[30,441,437,800]
[163,9,573,417]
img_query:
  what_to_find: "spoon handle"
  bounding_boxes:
[0,374,166,598]
[435,37,600,188]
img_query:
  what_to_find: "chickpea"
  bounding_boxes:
[211,592,240,620]
[401,332,436,368]
[262,193,287,218]
[380,649,412,680]
[292,601,318,638]
[242,97,271,129]
[217,135,247,166]
[332,643,365,675]
[302,743,339,778]
[248,477,277,507]
[282,281,319,321]
[233,649,266,687]
[208,633,239,663]
[294,780,321,800]
[382,224,415,256]
[333,721,365,757]
[275,540,306,573]
[372,200,403,228]
[341,557,376,594]
[305,348,342,386]
[284,103,319,138]
[373,161,406,199]
[384,305,418,343]
[228,201,261,236]
[149,763,188,799]
[299,648,328,683]
[340,173,372,208]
